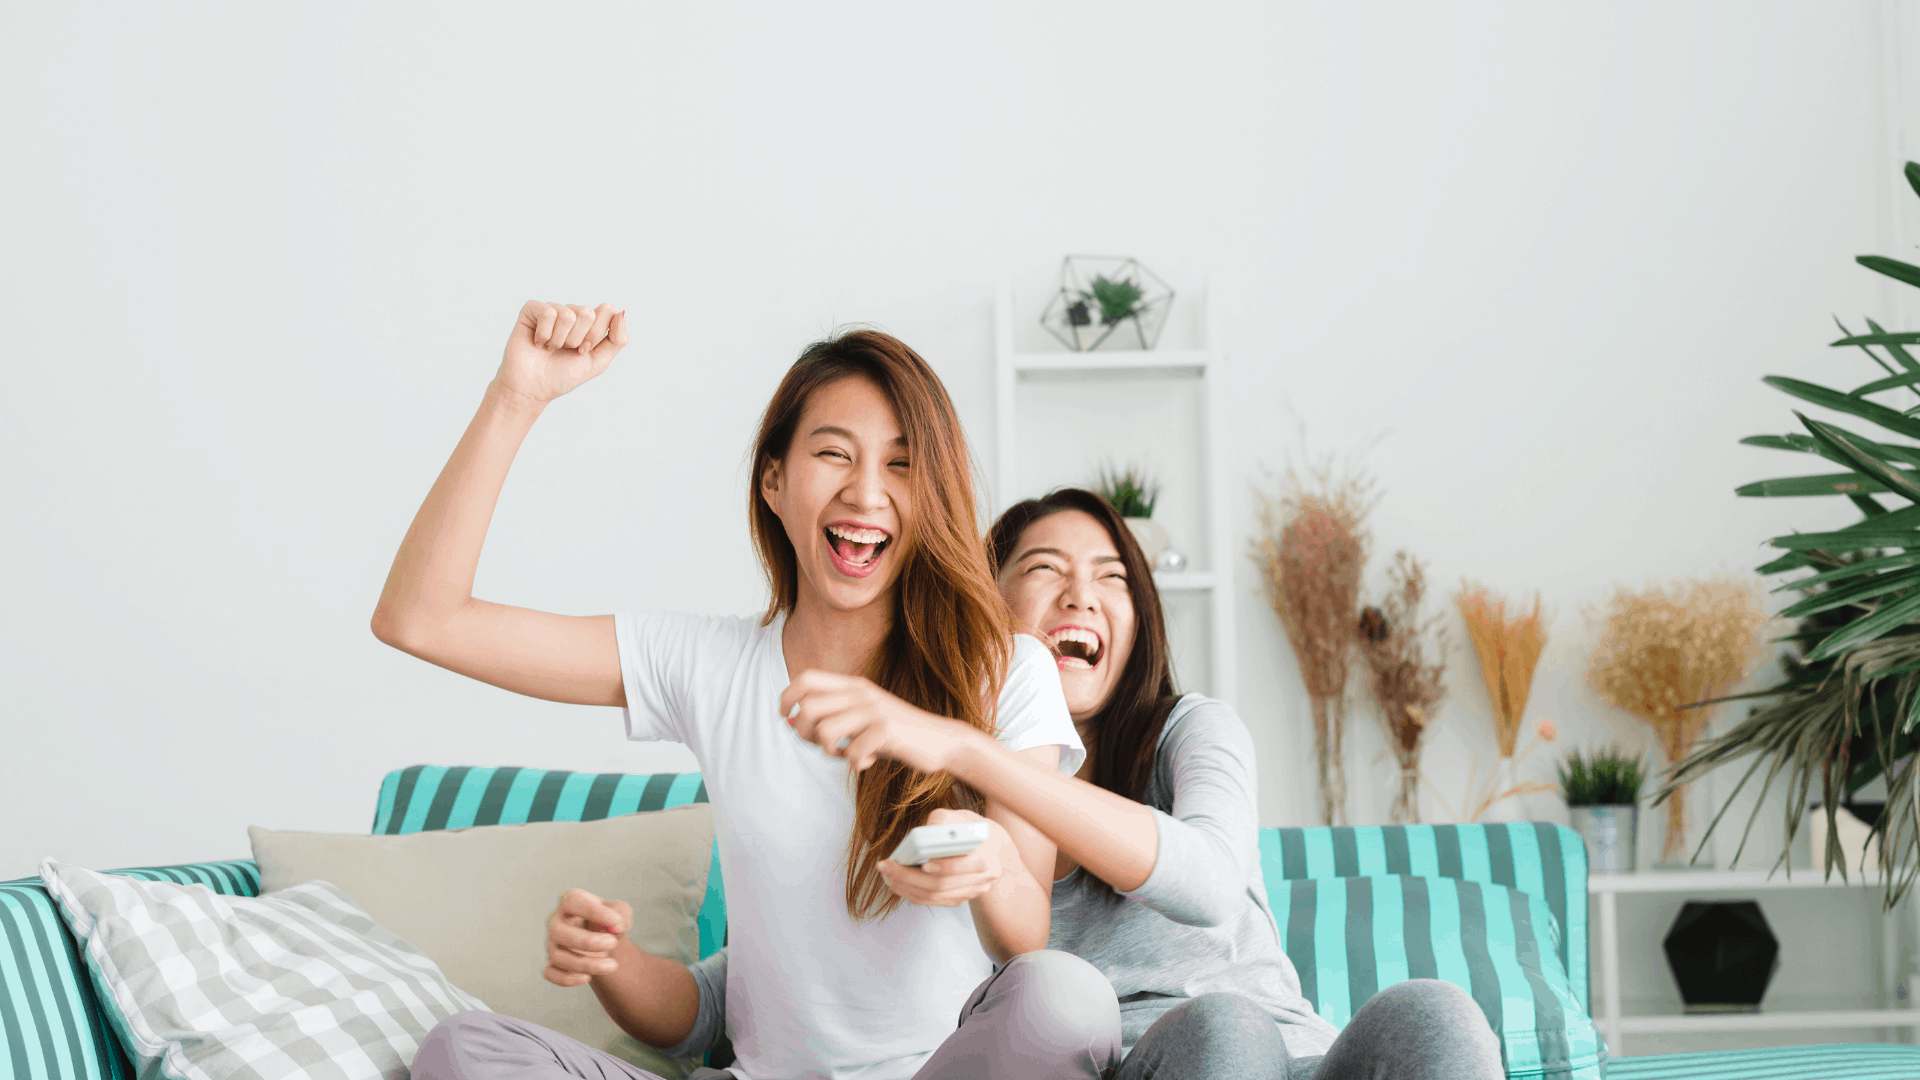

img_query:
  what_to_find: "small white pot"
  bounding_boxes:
[1124,517,1170,560]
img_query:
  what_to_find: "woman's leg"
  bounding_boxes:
[412,1010,727,1080]
[1109,992,1293,1080]
[911,950,1121,1080]
[1301,979,1503,1080]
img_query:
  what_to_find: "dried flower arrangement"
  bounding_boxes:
[1358,551,1448,823]
[1587,577,1769,865]
[1252,461,1374,826]
[1446,585,1556,821]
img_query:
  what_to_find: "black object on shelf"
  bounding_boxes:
[1662,900,1780,1013]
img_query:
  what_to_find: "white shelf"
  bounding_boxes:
[1592,867,1915,1056]
[1011,348,1210,377]
[1153,571,1216,592]
[994,280,1235,703]
[1616,1008,1920,1034]
[1591,869,1888,894]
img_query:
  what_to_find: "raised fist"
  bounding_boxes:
[495,301,628,404]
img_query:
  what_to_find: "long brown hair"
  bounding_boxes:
[749,328,1012,920]
[988,488,1179,806]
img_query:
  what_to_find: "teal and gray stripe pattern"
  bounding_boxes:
[1608,1044,1920,1078]
[1268,874,1601,1080]
[1,861,260,1080]
[369,766,723,958]
[1261,823,1589,1013]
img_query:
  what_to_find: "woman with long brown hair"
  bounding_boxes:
[373,302,1110,1080]
[676,484,1503,1079]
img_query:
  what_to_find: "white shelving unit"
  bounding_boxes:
[993,281,1235,702]
[1590,869,1918,1055]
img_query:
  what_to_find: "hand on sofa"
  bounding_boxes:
[545,887,634,987]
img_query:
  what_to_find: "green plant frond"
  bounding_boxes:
[1743,432,1920,471]
[1776,552,1920,593]
[1852,370,1920,396]
[1851,493,1891,517]
[1808,590,1920,661]
[1757,550,1820,575]
[1737,473,1892,498]
[1856,256,1920,293]
[1866,318,1920,374]
[1777,565,1920,619]
[1766,377,1920,442]
[1770,529,1913,553]
[1799,414,1920,502]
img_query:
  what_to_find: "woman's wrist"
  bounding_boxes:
[943,727,1002,785]
[485,377,550,420]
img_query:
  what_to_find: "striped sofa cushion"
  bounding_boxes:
[1269,874,1603,1080]
[1263,823,1590,1013]
[0,860,260,1080]
[1608,1044,1920,1079]
[369,766,724,958]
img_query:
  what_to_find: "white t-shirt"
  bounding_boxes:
[615,611,1083,1080]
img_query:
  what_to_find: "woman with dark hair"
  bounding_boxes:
[372,302,1111,1080]
[967,488,1505,1080]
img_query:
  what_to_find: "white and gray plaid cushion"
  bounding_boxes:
[39,858,487,1080]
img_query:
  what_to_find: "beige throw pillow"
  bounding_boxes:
[249,805,714,1079]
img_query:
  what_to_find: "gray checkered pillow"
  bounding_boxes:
[39,858,487,1080]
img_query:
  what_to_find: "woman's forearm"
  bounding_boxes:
[967,833,1052,962]
[949,735,1161,892]
[589,937,702,1049]
[371,381,543,647]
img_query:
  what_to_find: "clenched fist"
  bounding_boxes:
[495,301,629,405]
[543,887,633,987]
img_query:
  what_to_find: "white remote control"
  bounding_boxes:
[887,821,991,866]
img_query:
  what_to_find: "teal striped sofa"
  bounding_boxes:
[6,765,1919,1080]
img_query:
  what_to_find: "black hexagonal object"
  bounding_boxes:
[1662,900,1780,1012]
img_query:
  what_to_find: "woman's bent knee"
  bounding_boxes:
[998,950,1119,1033]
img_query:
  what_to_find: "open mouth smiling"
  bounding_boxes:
[824,522,892,578]
[1046,624,1105,669]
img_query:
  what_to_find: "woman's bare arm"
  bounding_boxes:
[947,735,1161,892]
[369,301,629,706]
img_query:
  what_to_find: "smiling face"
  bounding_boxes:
[997,509,1137,721]
[759,374,911,614]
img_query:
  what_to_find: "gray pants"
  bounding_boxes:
[411,950,1121,1080]
[1113,980,1503,1080]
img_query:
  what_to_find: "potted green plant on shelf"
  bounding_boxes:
[1094,463,1169,562]
[1663,161,1920,903]
[1560,746,1647,874]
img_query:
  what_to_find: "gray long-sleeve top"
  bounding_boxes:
[662,695,1337,1062]
[1044,694,1338,1057]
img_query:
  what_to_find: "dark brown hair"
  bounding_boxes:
[987,488,1179,805]
[749,328,1012,920]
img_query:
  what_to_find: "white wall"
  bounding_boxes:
[4,0,1916,1054]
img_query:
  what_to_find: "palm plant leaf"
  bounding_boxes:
[1687,161,1920,905]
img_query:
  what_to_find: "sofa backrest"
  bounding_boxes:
[1259,823,1589,1014]
[370,765,724,959]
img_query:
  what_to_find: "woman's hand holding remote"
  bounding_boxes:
[877,809,1009,907]
[779,669,978,774]
[492,301,629,409]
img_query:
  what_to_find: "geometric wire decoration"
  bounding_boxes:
[1039,255,1176,351]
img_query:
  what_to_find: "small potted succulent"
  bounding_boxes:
[1559,745,1647,874]
[1094,463,1168,561]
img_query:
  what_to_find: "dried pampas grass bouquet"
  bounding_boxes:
[1587,576,1769,865]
